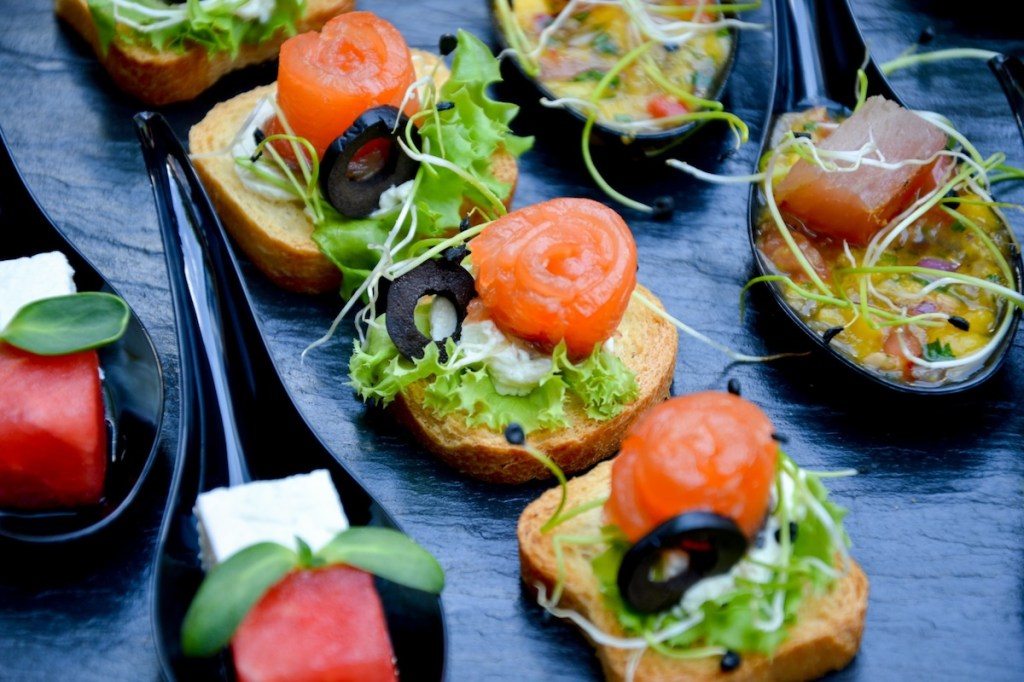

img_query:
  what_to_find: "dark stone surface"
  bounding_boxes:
[0,1,1021,680]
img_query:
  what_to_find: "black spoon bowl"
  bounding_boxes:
[0,126,164,544]
[746,0,1023,395]
[135,112,446,682]
[491,0,741,160]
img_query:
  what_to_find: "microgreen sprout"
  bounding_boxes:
[881,48,1002,76]
[632,288,805,363]
[528,451,852,677]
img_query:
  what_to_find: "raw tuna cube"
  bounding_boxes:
[0,344,106,508]
[232,565,398,682]
[775,96,948,245]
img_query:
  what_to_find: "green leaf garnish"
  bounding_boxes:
[347,314,638,434]
[316,527,445,594]
[86,0,305,58]
[924,339,956,361]
[181,542,300,657]
[0,292,129,355]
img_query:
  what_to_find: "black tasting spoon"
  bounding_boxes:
[0,125,164,544]
[989,54,1024,149]
[135,112,446,682]
[746,0,1022,395]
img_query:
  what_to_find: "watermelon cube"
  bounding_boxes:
[0,343,106,509]
[232,565,398,682]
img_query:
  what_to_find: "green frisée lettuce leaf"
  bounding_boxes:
[587,452,850,658]
[555,343,639,420]
[311,29,532,298]
[423,366,568,433]
[181,526,443,657]
[414,29,534,228]
[88,0,305,57]
[348,314,638,434]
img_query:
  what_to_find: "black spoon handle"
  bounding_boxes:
[135,111,251,488]
[989,54,1024,149]
[772,0,899,112]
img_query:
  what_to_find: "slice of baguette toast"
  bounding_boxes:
[188,50,519,293]
[518,460,869,682]
[54,0,355,105]
[389,284,678,484]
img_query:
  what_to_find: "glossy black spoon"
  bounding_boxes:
[989,54,1024,149]
[746,0,1022,395]
[0,126,164,544]
[135,112,446,682]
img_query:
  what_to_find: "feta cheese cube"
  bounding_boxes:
[194,470,349,570]
[0,252,76,330]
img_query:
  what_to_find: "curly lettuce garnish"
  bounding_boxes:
[348,313,638,434]
[307,30,532,301]
[88,0,305,57]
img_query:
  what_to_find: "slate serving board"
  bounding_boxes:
[1,1,1021,680]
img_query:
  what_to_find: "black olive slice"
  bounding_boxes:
[617,512,748,613]
[385,258,476,362]
[319,105,421,218]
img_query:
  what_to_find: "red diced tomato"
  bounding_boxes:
[647,95,690,120]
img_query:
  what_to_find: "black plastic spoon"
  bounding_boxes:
[746,0,1022,395]
[989,54,1024,149]
[135,111,446,682]
[0,126,164,544]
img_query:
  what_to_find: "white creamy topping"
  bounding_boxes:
[458,319,553,395]
[371,180,415,217]
[222,0,279,22]
[0,251,76,330]
[678,467,800,615]
[232,97,296,201]
[429,296,458,341]
[194,470,349,570]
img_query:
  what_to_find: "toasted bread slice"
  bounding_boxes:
[518,460,869,682]
[54,0,355,105]
[188,50,519,293]
[388,285,677,484]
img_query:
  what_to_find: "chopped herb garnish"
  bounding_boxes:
[924,339,956,361]
[592,31,617,55]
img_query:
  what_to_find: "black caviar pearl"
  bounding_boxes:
[442,244,468,264]
[651,195,674,221]
[459,215,472,231]
[505,423,526,445]
[439,33,458,56]
[775,521,799,544]
[918,26,936,45]
[250,128,266,162]
[822,326,844,344]
[720,650,742,672]
[771,432,789,444]
[947,315,970,331]
[794,130,813,140]
[436,101,455,112]
[943,188,960,209]
[727,378,741,396]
